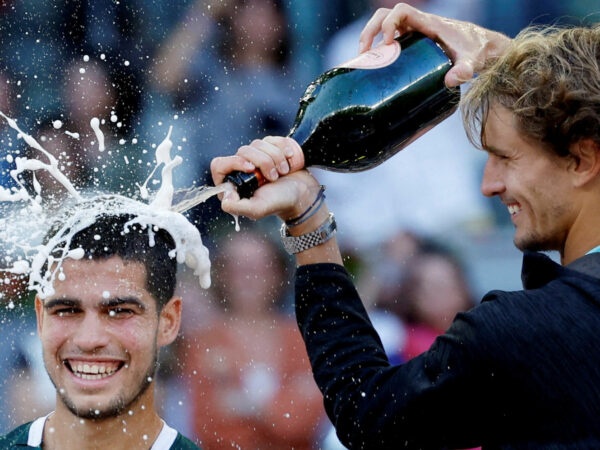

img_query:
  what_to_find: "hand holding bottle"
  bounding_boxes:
[211,137,344,265]
[211,136,318,222]
[359,2,511,87]
[222,32,459,199]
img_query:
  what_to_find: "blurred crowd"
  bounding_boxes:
[0,0,599,448]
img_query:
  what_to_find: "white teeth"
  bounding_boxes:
[69,362,119,380]
[508,204,521,215]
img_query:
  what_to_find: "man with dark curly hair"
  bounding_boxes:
[0,199,202,449]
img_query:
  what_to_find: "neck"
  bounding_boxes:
[561,191,600,265]
[44,390,163,450]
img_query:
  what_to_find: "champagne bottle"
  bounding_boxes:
[226,32,460,198]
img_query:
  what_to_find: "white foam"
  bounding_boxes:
[29,194,212,298]
[0,111,213,299]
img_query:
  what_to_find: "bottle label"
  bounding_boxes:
[337,41,401,70]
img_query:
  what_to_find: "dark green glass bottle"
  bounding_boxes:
[226,32,460,198]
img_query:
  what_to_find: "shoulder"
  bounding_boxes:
[0,422,36,448]
[446,274,600,363]
[170,432,202,450]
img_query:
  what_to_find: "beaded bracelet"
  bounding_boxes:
[285,185,326,227]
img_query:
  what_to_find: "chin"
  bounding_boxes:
[68,398,130,420]
[514,232,558,254]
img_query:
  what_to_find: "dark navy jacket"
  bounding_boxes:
[296,252,600,449]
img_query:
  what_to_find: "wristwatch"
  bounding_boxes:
[280,213,337,255]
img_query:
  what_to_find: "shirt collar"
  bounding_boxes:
[521,251,600,290]
[27,414,177,449]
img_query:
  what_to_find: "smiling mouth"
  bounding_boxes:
[65,360,123,380]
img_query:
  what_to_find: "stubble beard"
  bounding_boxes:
[53,351,159,421]
[513,219,564,255]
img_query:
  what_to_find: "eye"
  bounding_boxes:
[490,152,508,162]
[52,307,81,317]
[107,307,135,318]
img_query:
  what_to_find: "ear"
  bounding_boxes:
[569,139,600,187]
[157,296,182,347]
[34,296,44,336]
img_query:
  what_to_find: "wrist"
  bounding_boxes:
[279,181,324,223]
[285,204,331,237]
[280,209,336,255]
[284,185,326,227]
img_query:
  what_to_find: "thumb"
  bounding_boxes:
[445,60,476,87]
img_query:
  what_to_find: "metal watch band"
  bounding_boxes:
[280,213,337,255]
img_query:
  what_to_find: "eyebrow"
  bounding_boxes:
[101,297,147,311]
[43,297,147,311]
[43,298,80,310]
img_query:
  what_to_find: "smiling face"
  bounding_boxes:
[480,105,576,254]
[35,256,181,421]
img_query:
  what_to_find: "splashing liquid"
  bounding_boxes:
[0,111,218,298]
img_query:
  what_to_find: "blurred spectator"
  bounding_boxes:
[181,227,325,449]
[480,0,600,37]
[362,231,476,359]
[31,57,151,198]
[388,242,476,360]
[58,59,130,194]
[58,0,197,136]
[144,0,302,190]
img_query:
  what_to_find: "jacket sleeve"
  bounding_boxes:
[295,263,501,449]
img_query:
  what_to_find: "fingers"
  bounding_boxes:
[381,3,427,41]
[219,169,320,221]
[358,2,510,88]
[359,8,393,52]
[235,136,303,182]
[265,136,305,173]
[210,155,255,185]
[210,136,302,186]
[359,4,428,52]
[210,136,316,222]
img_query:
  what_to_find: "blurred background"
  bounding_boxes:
[0,0,599,448]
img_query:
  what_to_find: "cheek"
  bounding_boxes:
[111,320,158,352]
[532,178,571,217]
[39,320,69,347]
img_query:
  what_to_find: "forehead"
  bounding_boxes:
[482,105,546,156]
[48,256,149,301]
[483,105,518,144]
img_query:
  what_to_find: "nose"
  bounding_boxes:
[480,155,505,198]
[71,312,110,352]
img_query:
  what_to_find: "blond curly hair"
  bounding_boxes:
[462,24,600,156]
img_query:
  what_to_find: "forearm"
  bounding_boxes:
[294,263,395,447]
[150,5,214,91]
